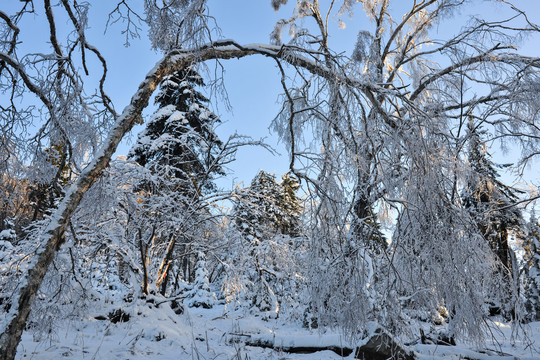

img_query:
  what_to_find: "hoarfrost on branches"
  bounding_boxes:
[144,0,211,51]
[3,1,540,358]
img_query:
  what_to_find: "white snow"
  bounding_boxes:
[13,300,540,359]
[152,104,177,120]
[0,230,15,242]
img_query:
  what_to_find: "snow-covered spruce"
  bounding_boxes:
[184,252,216,309]
[129,65,224,198]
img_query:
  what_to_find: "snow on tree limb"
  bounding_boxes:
[2,0,540,356]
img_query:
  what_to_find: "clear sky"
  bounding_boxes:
[191,0,540,190]
[2,0,540,191]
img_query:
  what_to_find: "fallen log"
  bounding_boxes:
[228,327,414,359]
[243,335,354,357]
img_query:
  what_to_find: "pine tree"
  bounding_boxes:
[233,170,302,242]
[523,212,540,321]
[463,119,522,271]
[184,252,216,309]
[129,66,224,196]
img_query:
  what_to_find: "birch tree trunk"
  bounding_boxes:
[0,50,176,360]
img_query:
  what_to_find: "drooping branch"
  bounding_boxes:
[0,11,20,75]
[0,53,55,116]
[0,45,176,360]
[60,0,117,118]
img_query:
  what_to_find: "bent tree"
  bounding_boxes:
[2,0,540,358]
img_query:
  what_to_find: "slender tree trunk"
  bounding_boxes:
[158,235,176,295]
[139,228,149,296]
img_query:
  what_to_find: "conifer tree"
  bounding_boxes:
[462,119,523,317]
[277,172,302,237]
[463,119,522,271]
[233,170,302,242]
[128,67,224,294]
[129,66,224,196]
[231,171,302,316]
[28,143,71,221]
[233,170,279,242]
[184,252,216,309]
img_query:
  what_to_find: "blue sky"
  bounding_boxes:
[197,1,540,190]
[3,0,540,191]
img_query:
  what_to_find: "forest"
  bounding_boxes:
[1,0,540,359]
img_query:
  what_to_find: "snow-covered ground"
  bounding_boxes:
[14,300,540,359]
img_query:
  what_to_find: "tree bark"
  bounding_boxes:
[0,47,176,360]
[354,328,414,360]
[232,327,414,359]
[158,234,176,295]
[234,334,354,357]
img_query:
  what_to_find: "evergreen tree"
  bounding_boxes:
[463,119,522,271]
[184,252,216,309]
[523,211,540,321]
[28,143,71,221]
[462,119,523,317]
[276,172,302,237]
[129,66,224,196]
[233,170,279,242]
[233,170,302,242]
[231,171,302,317]
[127,68,224,294]
[0,221,15,245]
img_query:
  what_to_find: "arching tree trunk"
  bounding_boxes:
[0,49,173,360]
